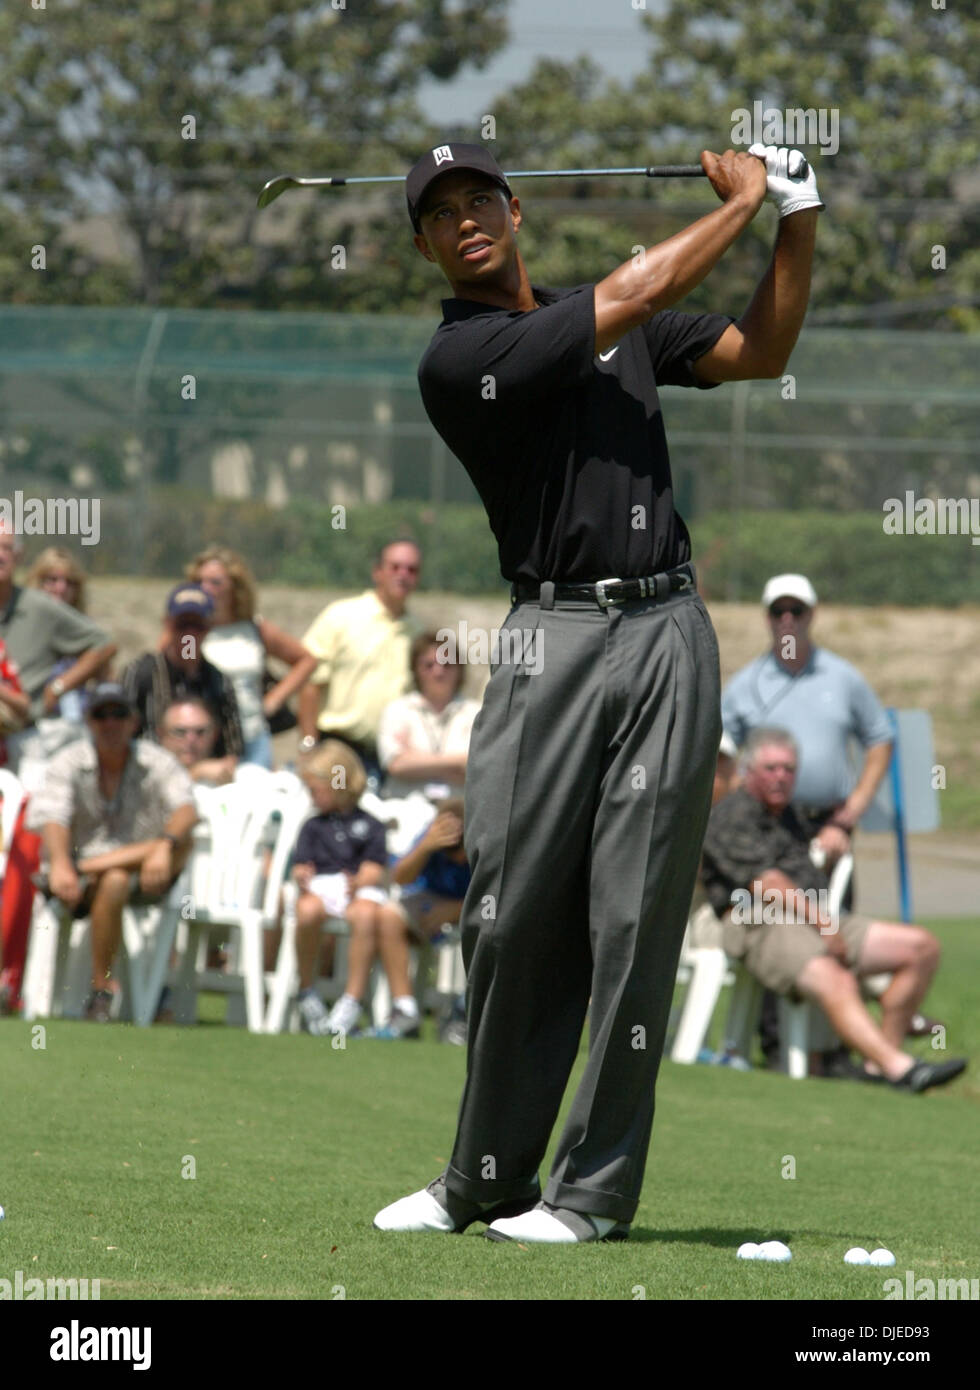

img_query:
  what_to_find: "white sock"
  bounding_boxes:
[393,995,419,1017]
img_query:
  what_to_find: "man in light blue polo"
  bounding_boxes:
[722,573,893,859]
[722,573,896,1073]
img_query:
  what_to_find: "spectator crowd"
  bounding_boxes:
[0,537,964,1089]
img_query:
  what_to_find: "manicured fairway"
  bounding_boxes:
[3,919,976,1301]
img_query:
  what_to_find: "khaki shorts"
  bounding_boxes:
[392,891,462,940]
[722,912,874,999]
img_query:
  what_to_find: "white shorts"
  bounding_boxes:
[308,874,388,920]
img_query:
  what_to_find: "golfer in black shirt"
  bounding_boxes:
[374,141,823,1242]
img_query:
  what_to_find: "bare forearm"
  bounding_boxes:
[751,869,828,928]
[352,862,384,890]
[78,841,161,873]
[386,750,466,781]
[266,652,317,711]
[58,643,117,692]
[164,803,198,845]
[0,683,29,718]
[189,756,236,784]
[734,210,818,375]
[298,683,322,739]
[42,823,75,869]
[844,743,893,818]
[597,195,762,344]
[78,806,195,874]
[393,844,434,885]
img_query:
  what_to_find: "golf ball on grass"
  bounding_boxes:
[758,1240,792,1262]
[869,1248,896,1266]
[737,1242,761,1259]
[844,1247,871,1264]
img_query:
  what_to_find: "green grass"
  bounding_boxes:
[2,919,977,1301]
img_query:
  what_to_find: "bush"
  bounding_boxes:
[79,493,980,604]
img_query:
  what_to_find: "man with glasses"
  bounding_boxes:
[297,540,424,792]
[722,574,893,861]
[700,727,965,1093]
[30,682,197,1021]
[721,573,895,1072]
[158,698,237,787]
[122,584,243,761]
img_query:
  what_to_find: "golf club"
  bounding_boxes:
[256,163,724,210]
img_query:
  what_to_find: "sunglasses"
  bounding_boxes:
[165,725,211,738]
[91,707,131,721]
[769,603,807,618]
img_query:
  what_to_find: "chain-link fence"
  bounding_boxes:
[0,307,976,592]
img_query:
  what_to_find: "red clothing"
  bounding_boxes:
[0,639,24,767]
[0,641,30,1007]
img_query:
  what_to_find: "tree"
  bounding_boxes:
[0,0,508,306]
[612,0,979,329]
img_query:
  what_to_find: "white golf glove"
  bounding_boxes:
[748,144,825,218]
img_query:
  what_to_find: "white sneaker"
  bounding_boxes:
[326,994,363,1036]
[297,989,332,1036]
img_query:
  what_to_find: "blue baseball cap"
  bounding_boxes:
[166,583,213,620]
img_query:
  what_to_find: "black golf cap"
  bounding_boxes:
[406,143,512,232]
[88,681,134,715]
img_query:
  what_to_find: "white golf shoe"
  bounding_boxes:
[486,1202,630,1243]
[373,1174,541,1233]
[373,1186,460,1233]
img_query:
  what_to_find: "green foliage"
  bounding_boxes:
[0,0,508,308]
[690,510,980,605]
[1,3,976,322]
[74,494,980,605]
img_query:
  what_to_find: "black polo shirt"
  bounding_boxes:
[700,787,829,918]
[417,284,733,584]
[294,809,388,875]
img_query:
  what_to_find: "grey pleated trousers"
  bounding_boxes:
[445,581,721,1225]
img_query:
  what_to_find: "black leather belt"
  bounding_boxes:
[511,562,695,608]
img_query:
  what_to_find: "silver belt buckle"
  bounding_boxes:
[594,577,624,608]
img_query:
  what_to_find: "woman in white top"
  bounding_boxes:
[186,546,317,769]
[376,631,481,800]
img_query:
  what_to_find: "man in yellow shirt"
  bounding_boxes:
[297,540,424,790]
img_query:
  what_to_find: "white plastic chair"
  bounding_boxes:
[671,852,855,1077]
[22,874,188,1026]
[168,770,311,1031]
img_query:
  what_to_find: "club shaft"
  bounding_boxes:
[311,165,704,187]
[258,164,706,207]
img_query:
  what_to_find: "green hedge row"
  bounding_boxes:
[690,510,980,606]
[80,493,979,604]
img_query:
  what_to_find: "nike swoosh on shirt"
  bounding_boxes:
[597,347,619,362]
